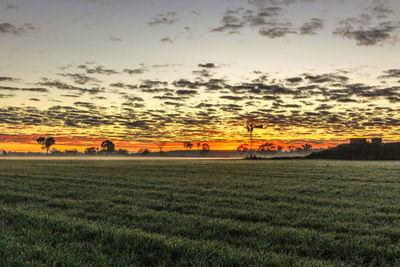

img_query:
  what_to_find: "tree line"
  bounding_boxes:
[236,142,314,155]
[34,137,212,156]
[34,136,313,157]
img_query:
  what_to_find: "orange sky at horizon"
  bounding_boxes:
[0,134,352,153]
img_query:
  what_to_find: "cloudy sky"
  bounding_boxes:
[1,0,400,152]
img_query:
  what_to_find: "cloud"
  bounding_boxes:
[286,77,303,83]
[0,76,17,82]
[4,61,400,143]
[0,93,14,98]
[369,2,394,19]
[58,73,100,85]
[77,65,119,75]
[21,88,48,93]
[248,0,297,6]
[39,80,105,95]
[0,86,48,93]
[192,69,212,78]
[147,12,179,26]
[110,82,137,90]
[108,37,122,42]
[334,21,400,46]
[220,95,246,101]
[123,66,147,75]
[160,36,174,43]
[0,23,38,36]
[212,8,246,34]
[74,101,97,109]
[334,2,400,46]
[379,69,400,79]
[5,5,18,10]
[259,23,296,38]
[300,18,323,35]
[198,63,217,68]
[303,73,349,83]
[212,2,317,38]
[176,89,198,96]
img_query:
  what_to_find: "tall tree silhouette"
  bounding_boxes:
[183,142,193,150]
[36,136,55,155]
[200,143,210,156]
[196,142,201,150]
[100,140,115,154]
[302,144,313,151]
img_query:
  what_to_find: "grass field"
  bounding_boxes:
[1,159,400,266]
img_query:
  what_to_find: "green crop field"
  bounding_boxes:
[1,159,400,266]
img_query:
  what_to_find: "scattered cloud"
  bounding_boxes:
[148,12,179,26]
[212,1,318,39]
[300,18,323,35]
[160,36,175,43]
[379,69,400,79]
[0,76,18,82]
[108,37,122,42]
[198,63,217,68]
[78,65,119,75]
[58,73,100,85]
[123,65,148,75]
[0,23,38,36]
[5,5,18,10]
[334,2,400,46]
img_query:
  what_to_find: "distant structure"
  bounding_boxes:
[371,137,383,144]
[350,138,383,145]
[245,120,263,159]
[350,138,367,145]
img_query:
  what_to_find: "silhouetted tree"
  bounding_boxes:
[183,142,193,150]
[236,144,249,155]
[100,140,115,154]
[258,142,275,152]
[200,143,210,156]
[85,147,97,155]
[196,142,201,150]
[116,149,129,155]
[139,148,150,155]
[36,136,55,155]
[302,144,313,151]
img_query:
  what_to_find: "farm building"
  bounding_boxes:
[350,138,367,145]
[349,138,383,145]
[371,137,383,144]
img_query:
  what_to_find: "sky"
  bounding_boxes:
[1,0,400,152]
